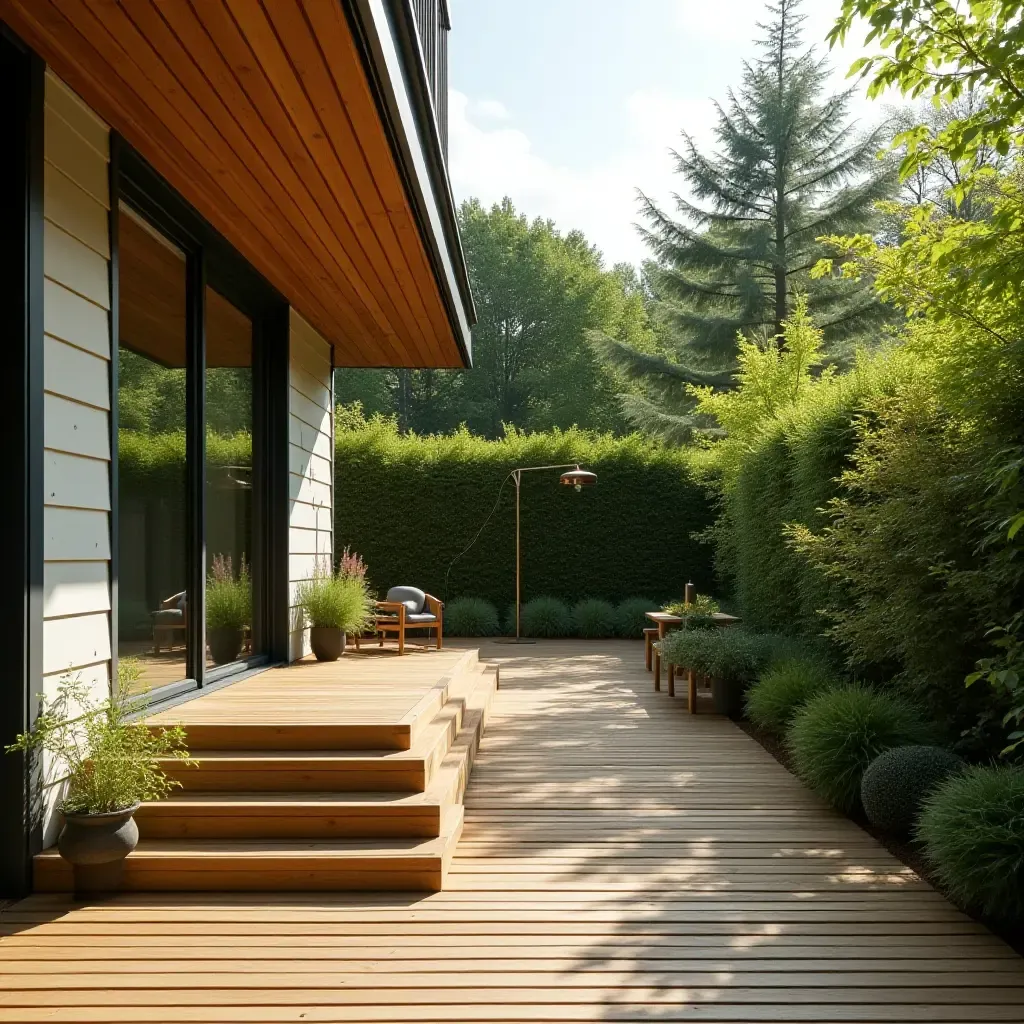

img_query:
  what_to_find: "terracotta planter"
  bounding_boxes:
[58,803,140,899]
[208,626,244,665]
[310,627,346,662]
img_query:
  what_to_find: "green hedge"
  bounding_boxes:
[334,420,715,606]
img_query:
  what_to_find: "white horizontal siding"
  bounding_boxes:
[42,71,112,846]
[288,311,333,662]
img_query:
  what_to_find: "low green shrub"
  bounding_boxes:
[445,597,500,637]
[206,554,251,631]
[520,596,573,638]
[746,657,838,735]
[663,594,720,617]
[572,599,617,638]
[917,765,1024,921]
[615,597,657,639]
[660,628,775,683]
[788,686,933,813]
[861,745,964,837]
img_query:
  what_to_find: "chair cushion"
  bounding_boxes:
[386,586,426,615]
[153,608,184,624]
[404,612,438,624]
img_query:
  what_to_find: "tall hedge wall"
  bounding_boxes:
[334,421,715,606]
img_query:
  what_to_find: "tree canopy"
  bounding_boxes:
[336,198,652,437]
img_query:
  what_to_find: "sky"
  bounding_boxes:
[447,0,886,269]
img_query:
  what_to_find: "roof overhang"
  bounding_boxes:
[0,0,474,369]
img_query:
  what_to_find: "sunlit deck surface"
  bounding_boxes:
[148,644,473,733]
[3,639,1023,1022]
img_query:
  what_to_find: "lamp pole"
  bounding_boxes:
[499,464,597,644]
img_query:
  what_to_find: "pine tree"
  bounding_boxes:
[596,0,895,440]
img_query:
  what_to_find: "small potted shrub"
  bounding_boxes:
[297,559,373,661]
[663,593,721,631]
[660,627,772,715]
[206,553,250,665]
[4,660,192,897]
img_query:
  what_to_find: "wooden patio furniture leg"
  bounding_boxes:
[653,648,661,691]
[644,629,653,671]
[667,663,675,697]
[688,668,697,714]
[398,606,405,656]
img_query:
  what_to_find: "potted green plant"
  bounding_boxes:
[206,553,251,665]
[4,659,192,897]
[297,558,373,661]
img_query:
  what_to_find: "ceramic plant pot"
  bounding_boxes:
[310,627,346,662]
[58,803,140,899]
[208,627,244,665]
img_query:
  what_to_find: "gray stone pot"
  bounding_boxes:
[58,803,140,899]
[310,627,346,662]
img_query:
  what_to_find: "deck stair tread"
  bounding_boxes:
[33,656,496,892]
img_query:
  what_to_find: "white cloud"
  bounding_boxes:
[449,86,716,268]
[473,98,511,120]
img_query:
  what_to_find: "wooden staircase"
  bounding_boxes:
[34,650,497,892]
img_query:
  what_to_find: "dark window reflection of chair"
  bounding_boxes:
[152,590,187,653]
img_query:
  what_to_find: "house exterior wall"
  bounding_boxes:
[287,311,334,662]
[40,71,113,843]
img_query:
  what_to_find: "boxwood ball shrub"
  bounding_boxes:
[615,597,657,639]
[519,597,573,638]
[917,765,1024,921]
[444,597,500,637]
[860,745,964,838]
[745,657,838,735]
[787,686,933,813]
[572,599,617,639]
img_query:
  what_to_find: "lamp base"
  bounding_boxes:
[493,637,537,645]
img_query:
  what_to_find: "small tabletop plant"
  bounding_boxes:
[5,659,192,895]
[663,593,720,630]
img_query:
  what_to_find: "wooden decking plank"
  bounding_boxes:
[1,639,1021,1022]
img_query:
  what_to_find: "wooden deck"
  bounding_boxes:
[148,645,477,751]
[3,639,1023,1021]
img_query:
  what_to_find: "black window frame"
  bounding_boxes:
[113,138,290,701]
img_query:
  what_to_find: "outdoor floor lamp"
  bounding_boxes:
[498,464,598,644]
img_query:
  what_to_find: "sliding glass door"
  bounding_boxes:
[115,197,271,698]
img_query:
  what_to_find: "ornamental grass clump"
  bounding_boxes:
[614,597,657,639]
[5,660,193,814]
[572,599,617,638]
[917,765,1024,922]
[445,597,500,637]
[787,686,933,813]
[206,553,251,631]
[746,656,838,735]
[296,561,373,634]
[519,597,572,638]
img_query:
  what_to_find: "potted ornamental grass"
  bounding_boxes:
[5,659,192,897]
[297,555,373,661]
[206,553,251,665]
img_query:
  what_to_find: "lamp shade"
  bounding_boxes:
[560,466,597,490]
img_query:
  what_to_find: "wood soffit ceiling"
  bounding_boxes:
[2,0,467,368]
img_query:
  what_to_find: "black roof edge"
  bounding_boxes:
[341,0,476,368]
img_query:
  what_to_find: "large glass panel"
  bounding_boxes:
[117,207,189,693]
[204,288,255,668]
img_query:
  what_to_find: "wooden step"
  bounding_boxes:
[33,658,497,891]
[34,807,465,892]
[157,691,468,793]
[135,666,500,840]
[153,649,481,752]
